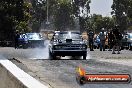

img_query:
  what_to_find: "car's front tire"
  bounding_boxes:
[83,55,86,60]
[52,54,56,59]
[129,45,132,50]
[49,49,56,59]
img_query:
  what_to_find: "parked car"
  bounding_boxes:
[120,34,129,50]
[120,33,132,50]
[49,31,87,59]
[127,33,132,50]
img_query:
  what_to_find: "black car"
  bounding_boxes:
[49,31,87,59]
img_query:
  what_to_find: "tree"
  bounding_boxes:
[72,0,91,32]
[86,14,114,33]
[30,0,46,32]
[0,0,31,41]
[52,0,74,30]
[111,0,132,32]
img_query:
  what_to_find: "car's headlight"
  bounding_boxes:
[54,45,62,49]
[83,40,87,44]
[82,45,87,49]
[54,39,58,42]
[54,39,62,43]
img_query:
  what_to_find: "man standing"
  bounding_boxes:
[112,25,122,54]
[108,29,113,51]
[99,28,106,51]
[88,30,94,51]
[15,31,20,49]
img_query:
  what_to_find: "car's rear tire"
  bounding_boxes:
[23,44,28,49]
[83,55,86,60]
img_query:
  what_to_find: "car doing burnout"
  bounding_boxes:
[18,33,45,48]
[49,31,87,59]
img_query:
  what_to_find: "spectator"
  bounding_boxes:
[108,29,113,51]
[99,28,106,51]
[112,25,123,54]
[15,31,20,49]
[88,30,94,51]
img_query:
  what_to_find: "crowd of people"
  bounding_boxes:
[88,25,123,54]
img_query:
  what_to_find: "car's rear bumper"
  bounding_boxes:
[52,50,87,56]
[28,40,44,45]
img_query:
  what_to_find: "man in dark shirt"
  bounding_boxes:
[15,31,20,49]
[88,30,94,51]
[108,29,113,51]
[112,25,122,54]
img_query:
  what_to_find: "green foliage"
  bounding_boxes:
[86,14,114,33]
[30,0,46,32]
[0,0,31,40]
[112,0,132,32]
[73,0,91,31]
[52,0,74,30]
[28,0,91,31]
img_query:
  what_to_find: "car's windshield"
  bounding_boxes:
[128,34,132,38]
[57,32,81,40]
[27,33,41,39]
